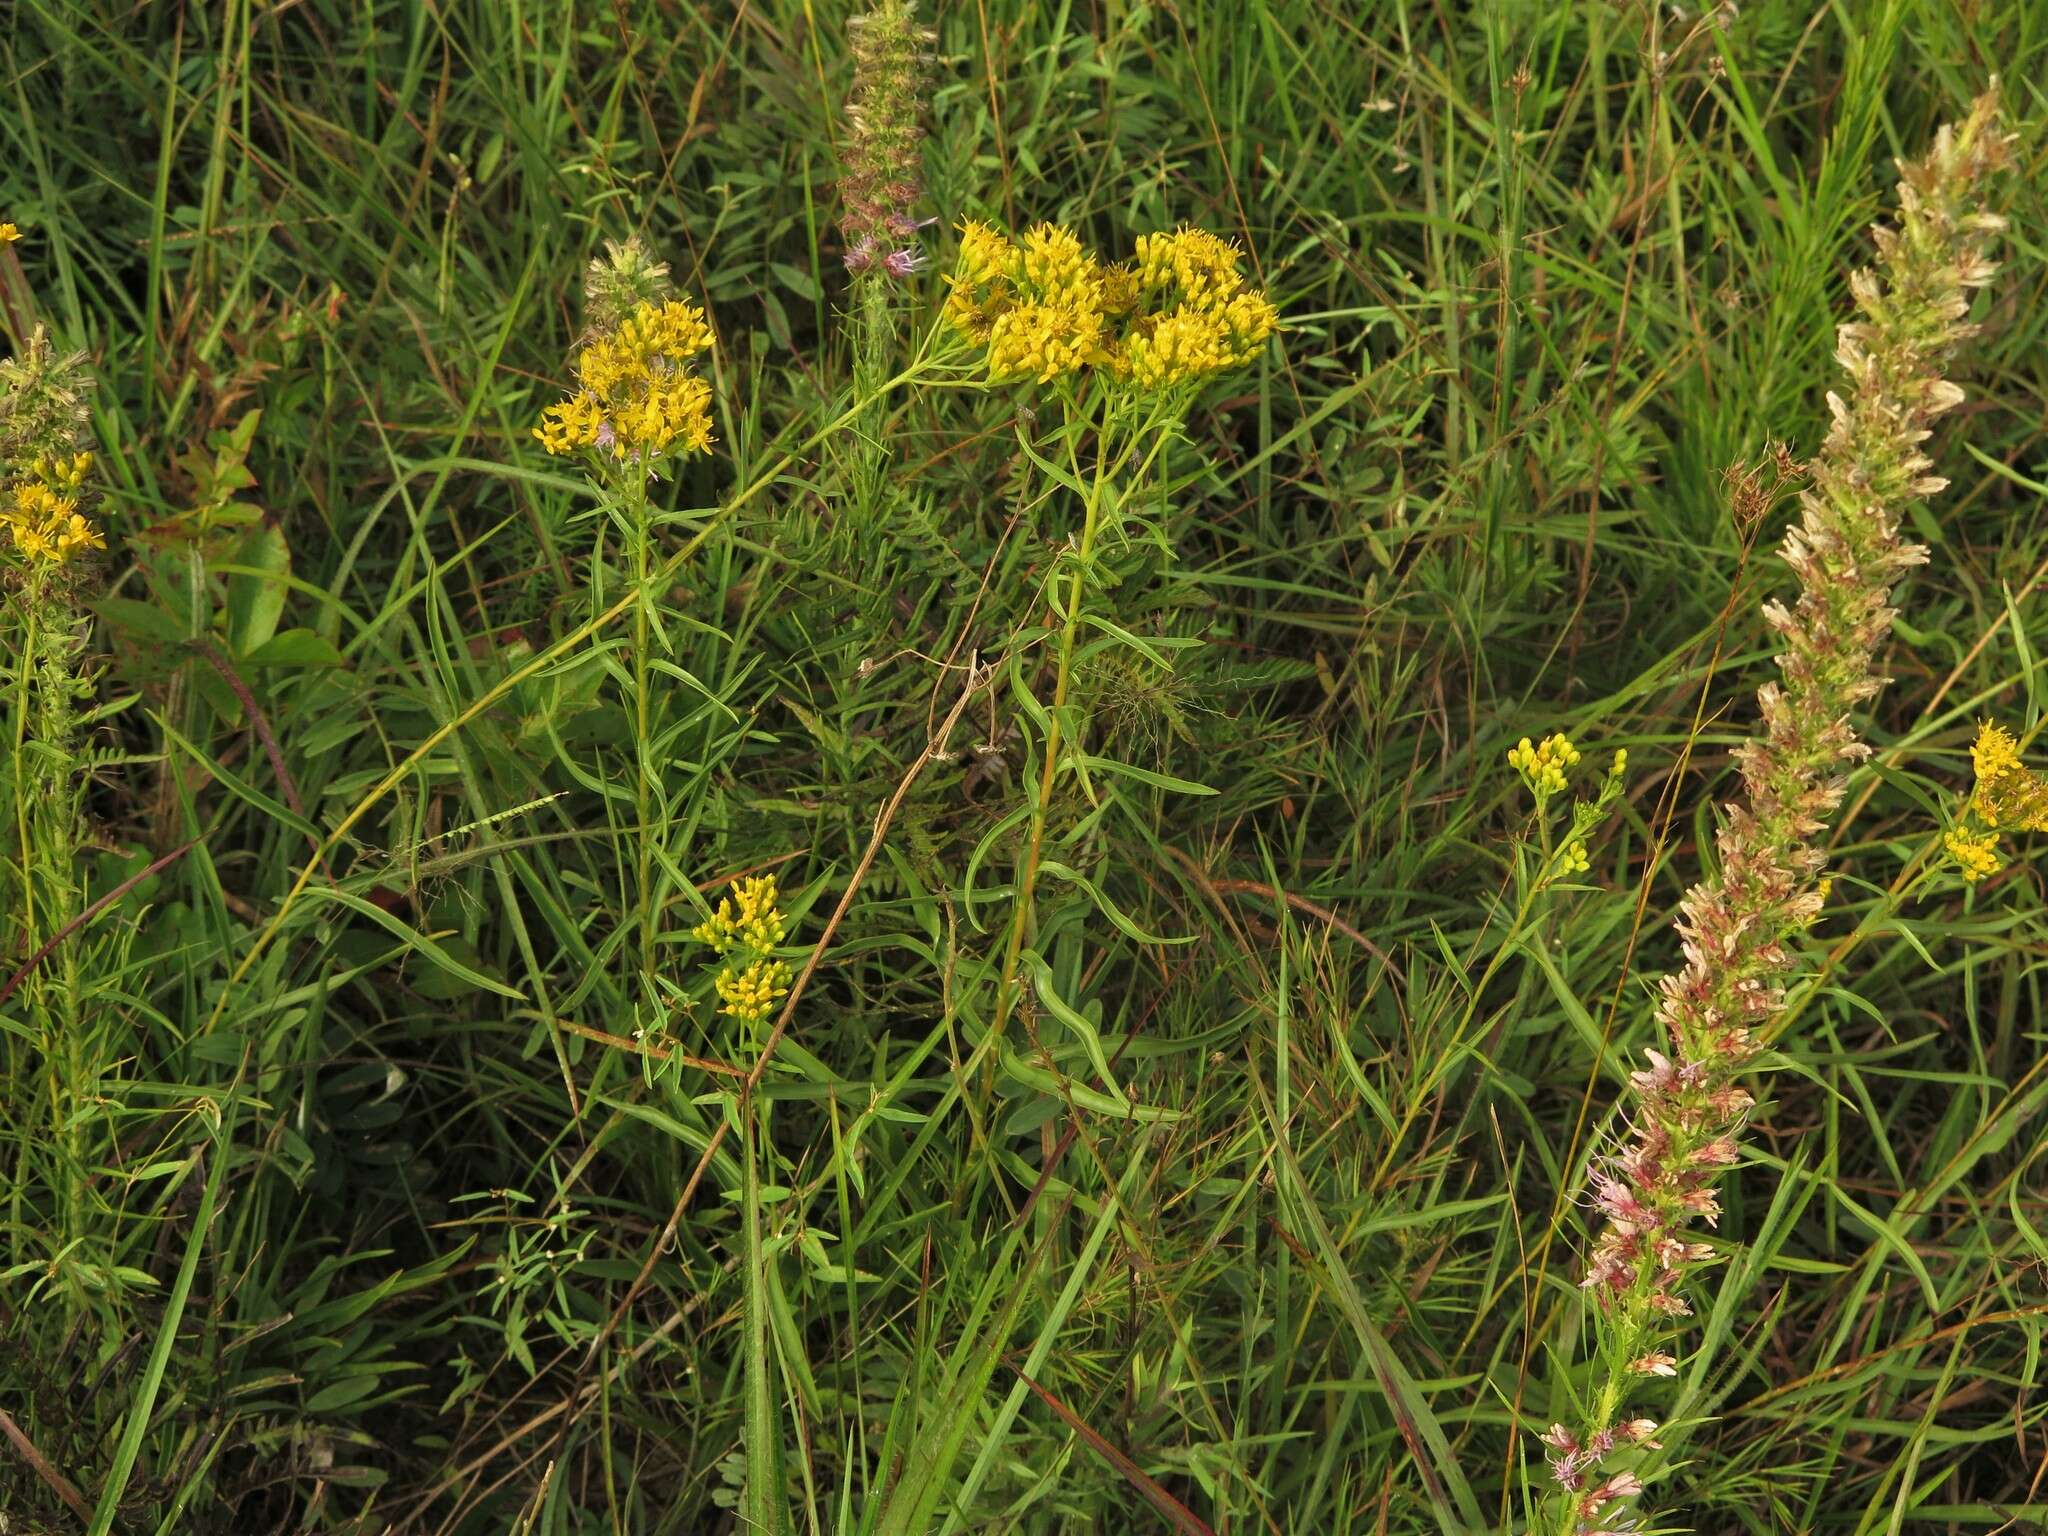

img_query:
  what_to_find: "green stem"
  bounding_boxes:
[629,471,657,1002]
[741,1096,789,1536]
[12,577,39,943]
[978,396,1175,1093]
[981,417,1113,1085]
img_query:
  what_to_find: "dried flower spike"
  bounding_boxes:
[1541,88,2011,1532]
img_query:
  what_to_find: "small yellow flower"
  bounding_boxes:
[986,299,1108,383]
[693,873,788,955]
[1124,307,1236,390]
[1970,721,2022,785]
[1562,840,1590,875]
[956,220,1019,286]
[1944,825,2002,883]
[1967,721,2048,834]
[32,451,93,493]
[715,957,792,1024]
[0,223,19,245]
[1509,731,1579,797]
[3,475,101,567]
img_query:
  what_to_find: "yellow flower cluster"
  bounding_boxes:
[715,957,793,1025]
[2,453,102,566]
[1944,825,2002,883]
[534,298,715,465]
[692,873,788,954]
[1124,228,1279,390]
[693,874,794,1026]
[1508,731,1581,797]
[943,221,1275,391]
[1947,722,2048,882]
[1969,723,2048,830]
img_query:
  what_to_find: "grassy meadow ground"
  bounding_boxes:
[3,1,2048,1532]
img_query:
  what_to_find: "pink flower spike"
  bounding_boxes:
[1629,1351,1679,1377]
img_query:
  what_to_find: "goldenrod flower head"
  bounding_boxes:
[943,219,1272,394]
[1962,720,2048,837]
[1119,226,1278,393]
[2,336,102,569]
[986,300,1109,384]
[956,220,1019,286]
[534,296,716,467]
[1017,222,1095,299]
[1971,721,2022,785]
[32,450,92,493]
[1124,306,1239,390]
[715,957,792,1024]
[1135,226,1244,304]
[942,219,1021,343]
[1944,825,2002,883]
[1508,731,1579,797]
[0,223,19,245]
[3,476,102,566]
[692,874,788,955]
[947,220,1120,382]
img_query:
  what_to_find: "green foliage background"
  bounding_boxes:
[2,1,2046,1531]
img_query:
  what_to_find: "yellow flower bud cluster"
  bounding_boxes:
[1944,825,2002,884]
[943,220,1275,392]
[534,297,716,466]
[692,874,794,1026]
[1945,722,2048,883]
[692,874,788,954]
[1508,731,1580,797]
[1123,227,1279,390]
[714,958,792,1026]
[2,452,102,566]
[944,221,1126,383]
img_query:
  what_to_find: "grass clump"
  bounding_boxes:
[2,5,2046,1535]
